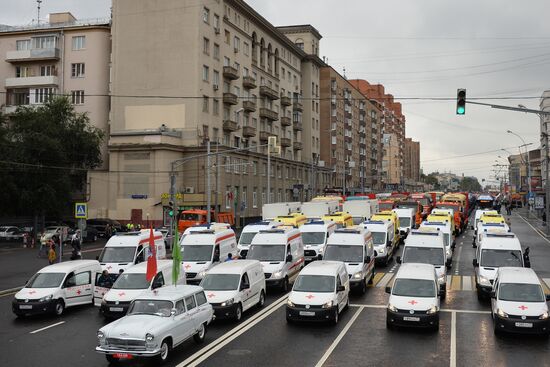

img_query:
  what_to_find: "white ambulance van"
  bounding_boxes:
[343,200,373,225]
[262,202,301,220]
[201,260,266,321]
[322,227,375,294]
[301,201,340,220]
[300,220,337,262]
[361,219,396,266]
[420,220,455,264]
[237,221,283,257]
[473,222,510,247]
[180,224,237,285]
[13,260,101,317]
[98,260,186,318]
[246,226,305,292]
[392,207,416,239]
[97,230,166,274]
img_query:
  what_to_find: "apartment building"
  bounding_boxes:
[404,138,420,183]
[382,133,401,188]
[541,90,550,188]
[0,12,111,166]
[88,0,331,224]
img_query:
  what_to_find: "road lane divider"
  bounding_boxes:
[314,306,364,367]
[369,272,385,287]
[516,214,550,244]
[451,276,462,291]
[462,276,473,291]
[29,321,65,334]
[177,294,288,367]
[0,286,24,297]
[450,311,457,367]
[542,279,550,294]
[376,273,394,288]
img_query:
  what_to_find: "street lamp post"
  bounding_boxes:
[507,130,532,211]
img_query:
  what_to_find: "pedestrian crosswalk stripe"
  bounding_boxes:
[376,273,394,288]
[369,273,385,287]
[446,275,452,289]
[451,276,462,291]
[462,276,473,291]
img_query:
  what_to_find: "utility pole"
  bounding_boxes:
[206,139,211,223]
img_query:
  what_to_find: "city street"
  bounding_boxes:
[2,209,550,367]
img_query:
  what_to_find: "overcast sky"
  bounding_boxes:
[2,0,549,184]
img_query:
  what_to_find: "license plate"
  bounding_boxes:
[403,316,420,322]
[515,322,533,328]
[109,307,123,312]
[299,311,316,316]
[19,305,32,310]
[113,353,133,359]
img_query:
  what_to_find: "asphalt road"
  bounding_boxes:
[2,209,550,367]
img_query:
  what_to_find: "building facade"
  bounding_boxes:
[382,133,400,188]
[0,13,111,167]
[541,90,550,189]
[404,137,420,184]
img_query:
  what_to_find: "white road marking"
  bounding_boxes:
[446,275,452,288]
[517,214,550,244]
[543,278,550,290]
[350,304,491,314]
[177,294,288,367]
[376,273,394,288]
[450,311,457,367]
[462,276,473,291]
[29,321,65,334]
[315,306,364,367]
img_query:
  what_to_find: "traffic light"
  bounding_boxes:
[456,89,466,115]
[168,201,174,217]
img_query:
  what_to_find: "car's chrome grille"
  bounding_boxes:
[186,272,197,278]
[106,338,146,350]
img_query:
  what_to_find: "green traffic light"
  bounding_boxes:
[457,106,465,115]
[168,210,174,217]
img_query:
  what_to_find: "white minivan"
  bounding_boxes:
[322,228,375,294]
[13,260,101,317]
[286,261,349,325]
[300,220,337,262]
[420,221,455,264]
[473,232,530,300]
[99,260,186,318]
[237,221,282,257]
[397,229,449,298]
[201,260,266,321]
[180,224,238,285]
[392,208,416,239]
[491,267,550,335]
[361,219,396,266]
[246,226,305,292]
[97,230,166,274]
[386,263,441,330]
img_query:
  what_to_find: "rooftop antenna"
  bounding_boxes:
[36,0,43,25]
[343,66,347,79]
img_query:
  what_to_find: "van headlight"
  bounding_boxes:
[497,308,509,318]
[427,305,439,315]
[388,304,398,312]
[287,300,295,307]
[378,248,385,254]
[145,333,154,342]
[197,270,207,279]
[221,298,234,307]
[539,311,549,320]
[478,276,491,286]
[272,271,284,279]
[39,294,53,302]
[353,272,362,279]
[321,300,334,309]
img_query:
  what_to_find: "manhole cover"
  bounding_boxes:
[227,349,252,356]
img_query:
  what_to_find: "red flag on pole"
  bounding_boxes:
[146,227,157,281]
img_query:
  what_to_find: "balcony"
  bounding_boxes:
[223,66,239,80]
[280,116,291,127]
[293,122,303,131]
[6,48,60,63]
[223,92,238,105]
[280,137,291,147]
[5,75,59,88]
[243,100,256,112]
[293,141,303,150]
[242,125,257,137]
[259,107,278,121]
[259,131,275,141]
[259,85,279,100]
[280,96,291,106]
[293,100,303,112]
[223,119,239,132]
[242,76,257,89]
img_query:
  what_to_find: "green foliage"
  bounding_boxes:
[0,97,104,217]
[460,176,482,192]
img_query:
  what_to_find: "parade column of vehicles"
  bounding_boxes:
[300,220,337,262]
[237,221,282,257]
[419,220,455,263]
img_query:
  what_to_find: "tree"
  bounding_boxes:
[0,97,104,219]
[424,173,440,190]
[460,176,482,192]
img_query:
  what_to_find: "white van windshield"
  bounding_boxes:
[403,246,444,266]
[112,273,150,290]
[301,232,326,245]
[128,300,173,317]
[99,246,135,263]
[26,273,65,288]
[293,275,335,293]
[247,244,285,262]
[182,245,213,262]
[352,218,364,225]
[393,278,436,298]
[480,249,522,267]
[499,283,544,302]
[324,245,363,262]
[201,274,240,291]
[399,217,412,227]
[371,231,386,245]
[239,232,257,245]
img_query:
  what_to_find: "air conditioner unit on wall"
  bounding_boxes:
[214,27,220,34]
[184,187,195,194]
[213,84,219,91]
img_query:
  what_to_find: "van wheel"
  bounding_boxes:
[386,319,393,330]
[332,309,339,325]
[384,255,389,267]
[368,271,374,285]
[155,339,171,363]
[54,300,65,316]
[281,277,290,293]
[193,323,206,344]
[360,279,367,294]
[257,291,265,308]
[234,304,243,322]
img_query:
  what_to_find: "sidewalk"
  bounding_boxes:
[512,207,550,238]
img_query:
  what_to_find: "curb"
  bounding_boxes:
[0,286,23,296]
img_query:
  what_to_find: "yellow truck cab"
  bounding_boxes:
[479,213,505,225]
[274,213,308,228]
[371,211,401,243]
[321,212,353,229]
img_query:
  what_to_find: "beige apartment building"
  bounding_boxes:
[89,0,331,225]
[382,133,401,187]
[0,13,111,166]
[404,137,420,184]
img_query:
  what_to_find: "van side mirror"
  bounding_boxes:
[212,255,220,262]
[152,280,162,290]
[365,256,371,263]
[473,259,479,267]
[386,240,391,247]
[240,282,250,291]
[286,254,293,263]
[317,254,323,261]
[336,285,345,292]
[396,256,401,264]
[385,286,391,294]
[546,294,550,302]
[446,258,452,267]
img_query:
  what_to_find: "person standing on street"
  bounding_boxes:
[48,243,57,265]
[105,223,112,238]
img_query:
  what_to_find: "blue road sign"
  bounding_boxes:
[75,203,88,219]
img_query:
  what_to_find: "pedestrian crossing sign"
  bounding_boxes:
[75,203,88,219]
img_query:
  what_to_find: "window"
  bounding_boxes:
[253,161,257,175]
[203,37,210,54]
[32,36,56,49]
[224,56,230,67]
[15,66,31,78]
[75,271,91,286]
[185,295,197,310]
[72,36,86,50]
[296,42,304,50]
[16,39,30,51]
[253,190,258,208]
[71,90,85,105]
[203,7,210,23]
[71,63,85,78]
[202,65,209,82]
[225,30,230,45]
[40,65,55,76]
[212,127,219,143]
[202,96,209,112]
[242,189,247,208]
[243,67,249,77]
[213,14,220,30]
[261,190,266,205]
[213,99,219,115]
[226,187,231,208]
[34,88,55,104]
[213,43,220,60]
[234,36,240,52]
[243,42,249,56]
[195,292,207,306]
[175,300,185,314]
